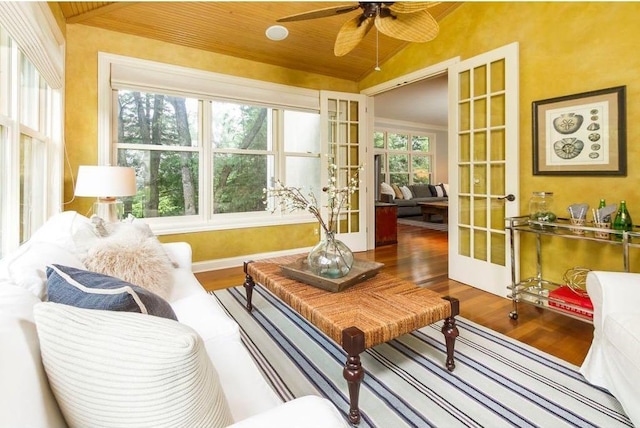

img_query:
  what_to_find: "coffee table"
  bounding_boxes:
[417,201,449,223]
[243,255,459,425]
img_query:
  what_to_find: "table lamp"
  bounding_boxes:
[74,165,136,222]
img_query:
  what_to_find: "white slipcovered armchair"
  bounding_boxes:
[580,271,640,426]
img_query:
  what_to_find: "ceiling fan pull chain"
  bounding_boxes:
[375,27,381,71]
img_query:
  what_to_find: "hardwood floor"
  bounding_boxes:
[196,223,594,366]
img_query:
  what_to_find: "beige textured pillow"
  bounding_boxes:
[391,184,404,199]
[34,302,234,428]
[84,226,173,300]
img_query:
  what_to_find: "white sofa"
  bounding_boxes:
[0,211,347,427]
[580,271,640,427]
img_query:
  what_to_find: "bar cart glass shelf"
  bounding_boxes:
[506,215,640,323]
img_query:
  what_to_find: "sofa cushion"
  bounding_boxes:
[34,302,234,428]
[0,285,66,428]
[394,199,418,207]
[0,242,85,299]
[411,184,433,198]
[83,223,174,299]
[0,211,99,299]
[46,264,177,320]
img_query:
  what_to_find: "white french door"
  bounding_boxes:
[320,91,368,252]
[448,42,520,296]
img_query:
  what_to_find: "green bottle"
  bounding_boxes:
[598,199,606,209]
[613,200,632,239]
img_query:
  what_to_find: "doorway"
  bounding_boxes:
[363,59,455,240]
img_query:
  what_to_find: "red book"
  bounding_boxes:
[548,286,593,319]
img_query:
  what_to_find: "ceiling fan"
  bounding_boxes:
[277,2,440,57]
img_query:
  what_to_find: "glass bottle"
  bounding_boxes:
[598,199,606,209]
[612,200,632,240]
[529,192,556,229]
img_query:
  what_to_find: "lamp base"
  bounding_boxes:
[93,198,124,223]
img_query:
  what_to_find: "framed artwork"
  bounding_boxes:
[532,86,626,175]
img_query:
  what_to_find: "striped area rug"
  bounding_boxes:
[211,286,631,427]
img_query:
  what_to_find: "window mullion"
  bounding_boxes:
[201,99,212,223]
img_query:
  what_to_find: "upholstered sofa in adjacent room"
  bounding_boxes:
[0,211,348,427]
[380,183,448,217]
[580,271,640,427]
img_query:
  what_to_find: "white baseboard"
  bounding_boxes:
[192,246,314,273]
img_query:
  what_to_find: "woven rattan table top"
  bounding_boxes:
[245,255,453,349]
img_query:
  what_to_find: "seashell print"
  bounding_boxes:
[590,109,599,114]
[591,116,599,121]
[587,123,600,131]
[589,133,601,142]
[553,113,584,134]
[553,137,584,159]
[591,143,601,150]
[589,152,600,159]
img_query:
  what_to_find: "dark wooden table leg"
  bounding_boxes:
[442,296,460,371]
[243,261,255,312]
[342,326,365,425]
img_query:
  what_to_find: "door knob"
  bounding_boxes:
[498,194,516,201]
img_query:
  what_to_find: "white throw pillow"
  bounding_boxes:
[400,186,412,200]
[380,182,395,196]
[84,224,174,299]
[34,302,234,428]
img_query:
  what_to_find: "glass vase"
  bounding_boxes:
[307,233,354,278]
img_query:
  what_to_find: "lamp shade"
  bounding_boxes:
[74,166,136,197]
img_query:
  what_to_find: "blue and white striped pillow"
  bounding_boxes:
[46,264,177,320]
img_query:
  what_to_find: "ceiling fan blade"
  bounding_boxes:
[334,15,375,56]
[388,2,440,14]
[277,4,360,22]
[375,10,439,43]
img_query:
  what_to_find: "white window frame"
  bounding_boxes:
[374,127,437,186]
[0,4,64,256]
[99,53,322,234]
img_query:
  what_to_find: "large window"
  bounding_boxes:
[0,21,62,257]
[114,88,320,226]
[374,130,435,186]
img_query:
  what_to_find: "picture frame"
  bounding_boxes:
[532,86,626,176]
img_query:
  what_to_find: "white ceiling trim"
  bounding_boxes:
[375,117,448,132]
[360,57,461,97]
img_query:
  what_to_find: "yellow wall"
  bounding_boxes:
[361,2,640,283]
[64,3,640,279]
[64,24,357,262]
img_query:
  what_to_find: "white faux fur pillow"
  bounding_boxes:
[84,225,173,300]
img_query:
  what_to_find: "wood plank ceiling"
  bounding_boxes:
[55,1,461,81]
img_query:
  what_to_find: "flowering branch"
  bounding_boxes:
[264,162,362,238]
